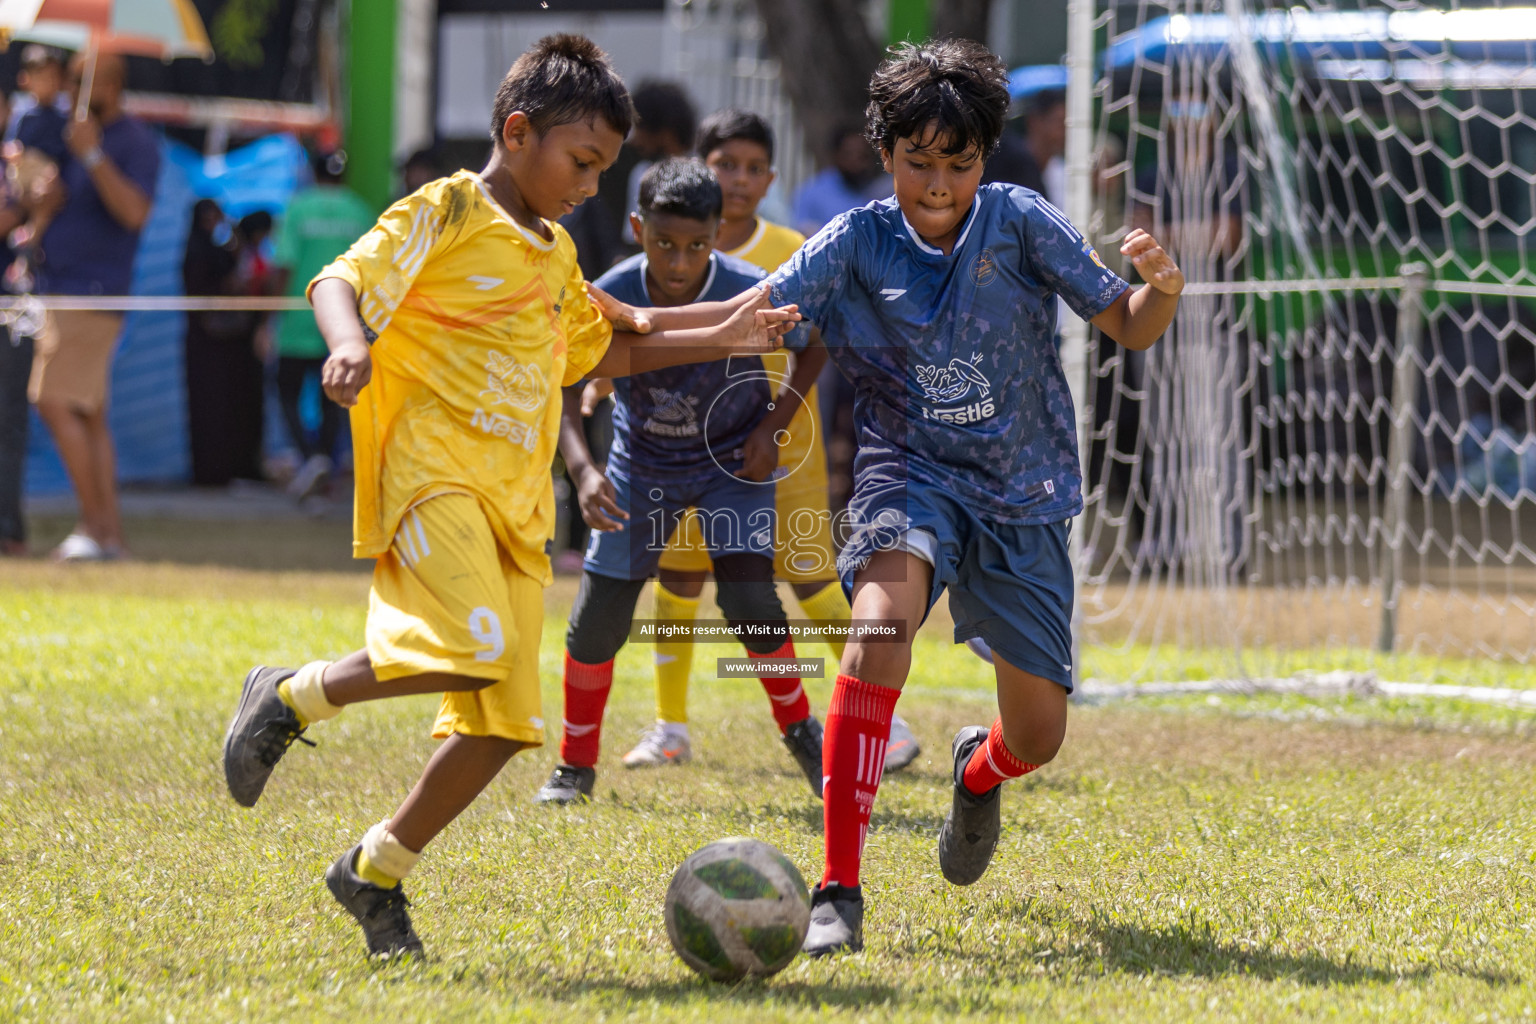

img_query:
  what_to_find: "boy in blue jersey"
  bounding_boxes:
[535,158,827,804]
[767,39,1187,955]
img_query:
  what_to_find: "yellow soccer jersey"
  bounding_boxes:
[725,218,805,275]
[313,171,613,582]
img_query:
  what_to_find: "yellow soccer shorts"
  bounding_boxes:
[657,397,835,583]
[366,492,545,745]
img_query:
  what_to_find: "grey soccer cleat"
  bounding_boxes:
[781,715,825,798]
[534,764,596,804]
[621,723,692,768]
[223,665,313,807]
[883,715,921,773]
[802,882,863,956]
[936,725,1003,886]
[325,845,424,959]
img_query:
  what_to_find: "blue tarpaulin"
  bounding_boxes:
[24,133,310,496]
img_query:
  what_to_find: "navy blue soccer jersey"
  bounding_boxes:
[593,252,778,484]
[767,183,1129,524]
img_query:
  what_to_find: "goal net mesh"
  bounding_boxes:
[1077,0,1536,680]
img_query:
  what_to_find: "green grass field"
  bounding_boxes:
[4,519,1536,1022]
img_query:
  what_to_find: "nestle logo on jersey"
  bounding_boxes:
[471,409,538,450]
[922,399,996,425]
[915,352,996,424]
[644,386,701,437]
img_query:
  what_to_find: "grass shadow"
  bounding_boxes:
[974,900,1519,986]
[769,800,946,835]
[541,976,904,1008]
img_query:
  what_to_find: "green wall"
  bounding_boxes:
[887,0,930,44]
[345,0,396,210]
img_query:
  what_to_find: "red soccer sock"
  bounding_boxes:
[821,673,901,888]
[962,719,1040,795]
[560,652,614,767]
[750,638,810,732]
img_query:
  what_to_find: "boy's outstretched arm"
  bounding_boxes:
[1089,229,1184,351]
[588,281,792,335]
[312,276,373,407]
[587,286,798,378]
[559,387,627,532]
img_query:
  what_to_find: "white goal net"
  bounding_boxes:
[1073,1,1536,680]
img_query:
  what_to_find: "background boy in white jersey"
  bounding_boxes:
[219,36,795,959]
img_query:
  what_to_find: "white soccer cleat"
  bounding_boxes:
[621,723,692,768]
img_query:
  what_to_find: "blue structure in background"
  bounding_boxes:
[24,133,311,497]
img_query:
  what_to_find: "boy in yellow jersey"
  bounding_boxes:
[614,110,921,772]
[219,37,797,959]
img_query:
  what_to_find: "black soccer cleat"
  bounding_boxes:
[223,665,313,807]
[325,844,424,959]
[781,715,825,798]
[883,715,921,773]
[936,725,1003,886]
[802,882,863,956]
[534,764,596,805]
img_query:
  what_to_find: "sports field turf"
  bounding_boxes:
[4,518,1536,1022]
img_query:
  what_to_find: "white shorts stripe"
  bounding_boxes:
[412,511,431,559]
[398,520,420,566]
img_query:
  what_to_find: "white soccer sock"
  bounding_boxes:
[287,661,342,723]
[362,820,421,881]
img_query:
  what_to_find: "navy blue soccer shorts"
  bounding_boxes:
[584,464,777,581]
[836,478,1075,690]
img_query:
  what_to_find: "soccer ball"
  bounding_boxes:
[664,837,811,982]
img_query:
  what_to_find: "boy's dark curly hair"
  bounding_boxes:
[864,38,1010,160]
[490,34,635,144]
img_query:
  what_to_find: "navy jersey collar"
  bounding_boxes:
[638,252,719,305]
[899,191,984,258]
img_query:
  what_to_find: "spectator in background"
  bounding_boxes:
[8,45,68,165]
[1129,98,1249,576]
[400,146,440,195]
[0,89,35,556]
[790,126,890,236]
[182,199,264,487]
[563,79,696,276]
[982,88,1065,206]
[269,149,374,504]
[28,52,159,562]
[6,45,70,284]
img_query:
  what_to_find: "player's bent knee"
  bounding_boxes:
[840,639,911,686]
[565,572,647,664]
[713,560,790,655]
